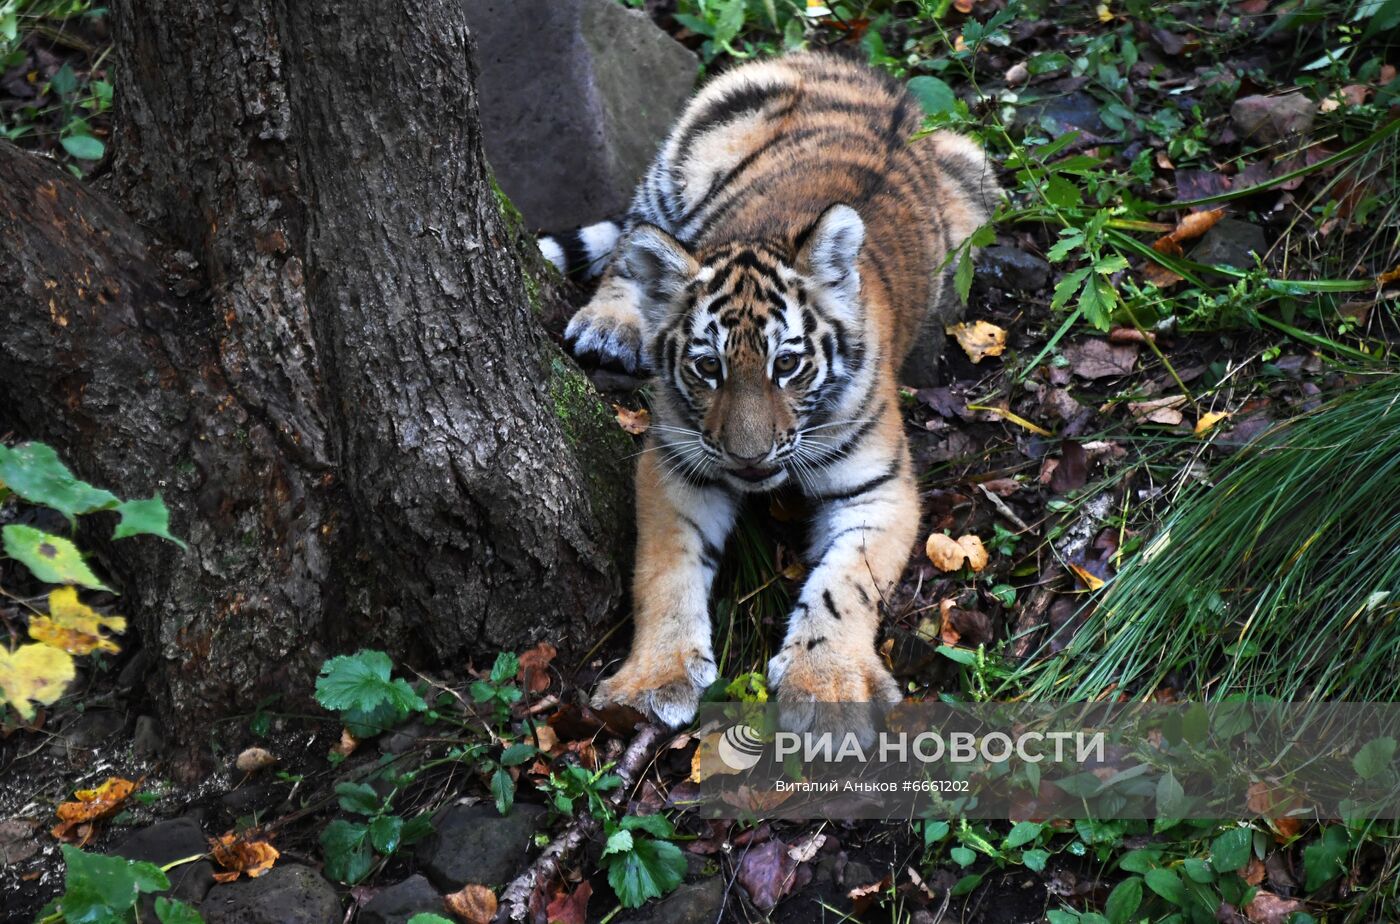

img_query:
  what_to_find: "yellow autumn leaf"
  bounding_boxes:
[1069,563,1106,591]
[691,731,744,782]
[947,321,1007,364]
[1096,1,1113,21]
[1195,411,1231,436]
[0,642,76,720]
[28,587,126,655]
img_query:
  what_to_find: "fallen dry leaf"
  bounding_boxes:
[235,747,277,773]
[52,777,138,843]
[1062,339,1136,380]
[1069,563,1106,591]
[738,838,806,911]
[209,831,279,882]
[1195,410,1230,436]
[1128,395,1188,426]
[692,731,741,782]
[517,641,557,694]
[958,535,988,572]
[613,404,650,435]
[787,832,826,863]
[1245,891,1302,924]
[925,533,966,572]
[946,320,1007,364]
[531,723,559,754]
[544,880,591,924]
[1244,857,1267,887]
[331,728,359,759]
[953,0,974,11]
[0,642,76,722]
[445,883,498,924]
[28,587,126,655]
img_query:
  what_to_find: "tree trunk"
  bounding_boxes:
[0,0,631,746]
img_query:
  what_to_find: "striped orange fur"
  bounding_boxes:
[565,51,999,726]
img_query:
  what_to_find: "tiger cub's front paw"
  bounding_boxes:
[767,643,902,705]
[564,300,645,375]
[592,648,716,728]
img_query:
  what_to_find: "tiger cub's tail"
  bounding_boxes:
[537,220,623,280]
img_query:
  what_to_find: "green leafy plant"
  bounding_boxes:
[0,441,183,721]
[314,648,428,740]
[469,651,523,727]
[544,763,687,907]
[318,780,434,884]
[35,845,204,923]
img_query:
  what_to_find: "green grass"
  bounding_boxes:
[1013,373,1400,702]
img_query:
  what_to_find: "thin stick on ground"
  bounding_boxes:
[497,722,668,922]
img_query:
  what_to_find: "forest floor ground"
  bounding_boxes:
[2,0,1399,922]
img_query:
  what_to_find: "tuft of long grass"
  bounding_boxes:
[1014,373,1400,702]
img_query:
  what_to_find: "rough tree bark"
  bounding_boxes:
[0,0,631,745]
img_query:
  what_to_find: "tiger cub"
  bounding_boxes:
[562,51,999,727]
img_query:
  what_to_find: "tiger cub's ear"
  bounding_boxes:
[796,203,865,307]
[618,224,698,331]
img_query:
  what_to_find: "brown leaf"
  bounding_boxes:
[1049,440,1088,494]
[1244,857,1266,886]
[946,321,1007,364]
[544,880,591,924]
[1244,891,1301,924]
[980,477,1021,496]
[517,641,557,694]
[331,728,359,759]
[445,883,498,924]
[738,838,802,911]
[52,777,138,843]
[1062,339,1136,380]
[613,404,651,435]
[208,831,279,880]
[953,0,975,11]
[1127,395,1187,426]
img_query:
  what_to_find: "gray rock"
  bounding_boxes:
[1013,92,1105,138]
[132,714,163,757]
[464,0,697,231]
[360,874,442,924]
[1231,93,1314,145]
[627,877,724,924]
[978,245,1050,291]
[1189,218,1267,270]
[112,817,216,907]
[49,709,126,762]
[200,863,341,924]
[415,802,546,891]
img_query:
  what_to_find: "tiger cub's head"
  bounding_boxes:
[620,204,869,493]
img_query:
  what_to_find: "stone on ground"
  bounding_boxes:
[113,817,217,908]
[360,873,443,924]
[415,802,547,890]
[199,863,341,924]
[464,0,698,231]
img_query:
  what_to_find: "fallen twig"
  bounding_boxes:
[1009,491,1112,660]
[496,722,668,922]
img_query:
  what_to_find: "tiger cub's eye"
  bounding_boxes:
[695,356,722,377]
[773,353,800,375]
